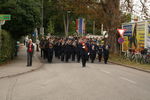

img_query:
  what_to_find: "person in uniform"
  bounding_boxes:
[47,41,53,63]
[43,38,48,59]
[61,40,66,61]
[97,44,103,62]
[71,40,76,61]
[65,40,72,62]
[81,43,88,67]
[76,41,82,63]
[89,41,97,63]
[103,44,110,64]
[57,39,62,59]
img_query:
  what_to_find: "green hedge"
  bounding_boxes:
[0,30,16,63]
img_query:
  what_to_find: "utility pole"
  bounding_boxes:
[40,0,44,35]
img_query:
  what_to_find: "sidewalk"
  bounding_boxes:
[0,44,43,79]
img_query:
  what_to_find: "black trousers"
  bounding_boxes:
[77,52,81,62]
[41,48,44,58]
[82,58,86,67]
[61,53,65,61]
[65,53,70,62]
[90,54,96,63]
[43,49,47,59]
[57,51,61,59]
[98,53,102,62]
[47,54,53,63]
[27,52,33,66]
[104,56,109,64]
[72,52,76,61]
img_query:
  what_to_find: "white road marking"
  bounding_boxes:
[120,77,137,84]
[101,70,110,74]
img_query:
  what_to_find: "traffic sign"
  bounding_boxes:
[118,37,124,44]
[0,14,11,20]
[0,20,5,25]
[117,29,126,37]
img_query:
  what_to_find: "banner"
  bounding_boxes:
[76,18,85,35]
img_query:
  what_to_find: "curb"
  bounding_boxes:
[0,53,44,79]
[109,61,150,73]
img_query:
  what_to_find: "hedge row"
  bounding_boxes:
[0,30,16,63]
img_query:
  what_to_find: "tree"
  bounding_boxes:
[0,0,41,39]
[47,19,54,35]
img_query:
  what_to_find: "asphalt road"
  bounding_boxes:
[0,58,150,100]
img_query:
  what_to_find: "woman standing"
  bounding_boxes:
[27,39,34,66]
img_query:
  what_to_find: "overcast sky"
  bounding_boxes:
[121,0,150,19]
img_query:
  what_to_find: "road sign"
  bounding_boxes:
[0,20,5,25]
[118,37,124,44]
[0,14,11,20]
[117,29,126,37]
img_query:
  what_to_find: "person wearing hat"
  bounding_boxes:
[27,39,34,66]
[65,40,72,62]
[60,40,66,61]
[47,41,54,63]
[81,43,88,67]
[89,41,97,63]
[97,43,103,62]
[102,44,110,64]
[76,41,82,63]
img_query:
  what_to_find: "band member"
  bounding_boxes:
[81,43,88,67]
[71,41,76,61]
[76,41,82,63]
[97,44,103,62]
[89,42,97,63]
[47,42,53,63]
[61,41,66,61]
[103,44,110,64]
[65,40,72,62]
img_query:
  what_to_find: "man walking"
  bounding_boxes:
[81,43,88,67]
[47,42,53,63]
[103,44,110,64]
[27,39,34,66]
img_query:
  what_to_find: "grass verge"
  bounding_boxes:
[109,54,150,71]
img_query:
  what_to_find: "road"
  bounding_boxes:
[0,58,150,100]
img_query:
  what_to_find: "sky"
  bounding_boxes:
[120,0,150,20]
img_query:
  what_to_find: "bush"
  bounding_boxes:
[0,30,16,63]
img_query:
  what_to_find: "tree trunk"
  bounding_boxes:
[63,14,67,36]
